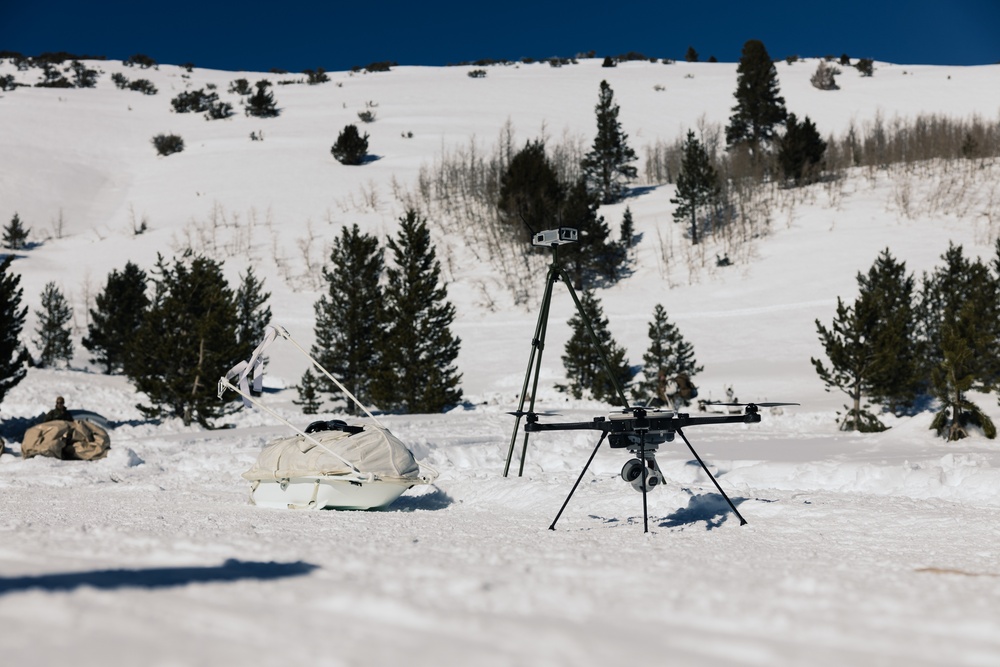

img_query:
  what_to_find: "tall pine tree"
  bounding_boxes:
[725,39,787,159]
[634,304,703,405]
[369,210,463,413]
[671,130,719,245]
[558,288,633,403]
[33,282,74,368]
[812,250,920,431]
[124,252,242,426]
[233,266,272,361]
[580,80,638,204]
[311,224,385,414]
[83,261,149,373]
[857,249,920,412]
[559,176,621,288]
[0,256,30,403]
[919,244,1000,440]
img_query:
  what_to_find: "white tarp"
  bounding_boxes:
[242,425,420,483]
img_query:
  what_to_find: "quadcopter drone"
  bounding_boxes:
[521,402,797,533]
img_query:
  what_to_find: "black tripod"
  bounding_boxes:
[503,240,631,477]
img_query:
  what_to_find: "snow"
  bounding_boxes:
[3,56,1000,666]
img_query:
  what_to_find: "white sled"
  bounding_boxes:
[219,326,437,511]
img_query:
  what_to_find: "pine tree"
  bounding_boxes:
[684,46,699,63]
[778,113,827,185]
[234,266,272,361]
[311,224,384,414]
[558,288,633,403]
[83,262,149,373]
[497,140,564,241]
[857,249,920,412]
[634,304,703,405]
[2,212,30,250]
[0,256,30,403]
[619,206,635,250]
[725,39,788,159]
[560,177,620,288]
[580,80,638,204]
[813,249,922,432]
[331,124,369,165]
[811,298,887,432]
[369,210,463,413]
[245,80,278,117]
[293,368,323,415]
[124,252,242,426]
[671,130,719,245]
[919,244,1000,440]
[33,282,74,368]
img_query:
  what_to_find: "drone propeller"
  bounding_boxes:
[507,410,561,418]
[716,402,800,408]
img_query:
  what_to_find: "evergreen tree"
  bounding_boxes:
[331,124,369,165]
[619,206,635,250]
[725,39,787,158]
[83,262,149,373]
[811,297,887,432]
[560,177,621,288]
[2,212,30,250]
[245,80,278,117]
[812,250,920,431]
[558,288,633,403]
[778,113,827,185]
[919,244,1000,440]
[670,130,719,245]
[369,210,462,413]
[33,282,74,368]
[497,140,564,241]
[293,368,323,415]
[634,304,703,405]
[0,256,30,403]
[857,249,920,412]
[124,252,242,426]
[684,46,699,63]
[580,80,638,204]
[234,266,272,361]
[311,224,385,414]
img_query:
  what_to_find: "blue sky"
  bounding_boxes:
[2,0,998,72]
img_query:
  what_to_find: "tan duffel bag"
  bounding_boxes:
[21,419,110,461]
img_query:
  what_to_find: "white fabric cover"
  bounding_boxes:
[242,426,420,483]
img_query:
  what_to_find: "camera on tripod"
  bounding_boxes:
[532,227,578,247]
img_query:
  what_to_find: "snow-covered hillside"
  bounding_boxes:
[2,57,1000,666]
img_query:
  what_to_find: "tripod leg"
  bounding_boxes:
[676,428,747,526]
[504,265,559,477]
[549,432,608,531]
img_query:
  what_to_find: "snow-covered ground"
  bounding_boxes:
[2,56,1000,666]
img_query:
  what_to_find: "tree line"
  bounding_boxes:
[0,208,465,426]
[812,243,1000,440]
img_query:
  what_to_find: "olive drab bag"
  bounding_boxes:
[21,419,110,461]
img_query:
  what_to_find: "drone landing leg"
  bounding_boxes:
[676,427,747,526]
[549,432,608,531]
[640,431,650,533]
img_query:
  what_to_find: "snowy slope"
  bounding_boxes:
[2,56,1000,666]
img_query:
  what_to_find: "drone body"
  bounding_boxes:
[525,403,796,532]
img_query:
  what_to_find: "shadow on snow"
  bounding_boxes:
[0,559,318,596]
